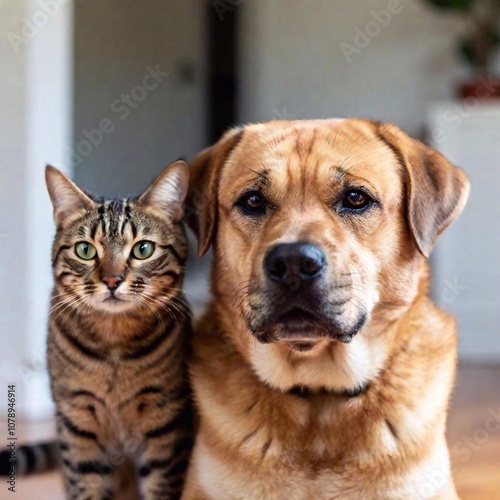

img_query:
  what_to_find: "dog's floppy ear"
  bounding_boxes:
[186,127,244,256]
[377,123,470,258]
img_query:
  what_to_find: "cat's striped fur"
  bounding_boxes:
[45,162,193,499]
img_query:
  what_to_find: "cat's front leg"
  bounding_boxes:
[60,443,115,500]
[138,441,189,500]
[57,413,115,500]
[137,412,192,499]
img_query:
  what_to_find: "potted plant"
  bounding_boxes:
[424,0,500,98]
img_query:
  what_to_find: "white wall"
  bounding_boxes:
[0,0,73,418]
[71,0,211,323]
[430,103,500,362]
[0,1,29,371]
[72,0,208,196]
[238,0,468,137]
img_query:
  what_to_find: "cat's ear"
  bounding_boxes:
[138,160,189,222]
[45,166,94,229]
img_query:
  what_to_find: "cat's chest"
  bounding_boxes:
[98,352,129,392]
[78,353,169,430]
[65,350,137,407]
[82,352,143,395]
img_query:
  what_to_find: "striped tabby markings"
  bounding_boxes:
[44,162,192,499]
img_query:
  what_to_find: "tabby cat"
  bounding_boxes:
[45,162,193,500]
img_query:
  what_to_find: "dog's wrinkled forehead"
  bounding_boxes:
[187,118,470,258]
[219,120,402,205]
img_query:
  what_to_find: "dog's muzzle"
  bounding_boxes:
[248,242,366,345]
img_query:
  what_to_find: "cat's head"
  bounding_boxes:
[45,162,189,315]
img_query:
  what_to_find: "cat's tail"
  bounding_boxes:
[0,441,59,476]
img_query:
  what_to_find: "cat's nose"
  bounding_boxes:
[102,274,124,290]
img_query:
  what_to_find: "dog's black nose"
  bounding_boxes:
[264,243,325,284]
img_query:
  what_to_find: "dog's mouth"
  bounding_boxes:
[249,303,367,346]
[275,307,319,332]
[261,306,334,344]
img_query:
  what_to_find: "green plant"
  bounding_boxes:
[425,0,500,71]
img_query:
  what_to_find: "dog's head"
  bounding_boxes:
[186,119,469,388]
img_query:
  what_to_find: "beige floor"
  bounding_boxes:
[446,364,500,499]
[7,364,500,500]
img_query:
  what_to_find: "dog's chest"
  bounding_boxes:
[196,422,453,500]
[236,394,385,460]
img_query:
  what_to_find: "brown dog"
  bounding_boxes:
[183,119,469,499]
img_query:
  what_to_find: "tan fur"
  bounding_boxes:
[183,119,470,499]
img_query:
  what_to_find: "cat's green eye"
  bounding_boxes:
[132,241,155,260]
[75,242,97,260]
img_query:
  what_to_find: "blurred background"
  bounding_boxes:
[1,0,499,498]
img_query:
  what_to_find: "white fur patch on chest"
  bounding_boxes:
[248,334,386,393]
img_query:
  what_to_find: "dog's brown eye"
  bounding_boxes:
[238,191,266,215]
[246,195,263,209]
[343,190,371,210]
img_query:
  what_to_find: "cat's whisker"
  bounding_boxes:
[49,294,82,314]
[151,293,184,326]
[141,290,181,328]
[73,295,92,324]
[52,295,88,322]
[149,290,189,322]
[139,293,169,329]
